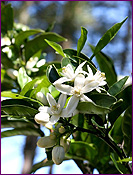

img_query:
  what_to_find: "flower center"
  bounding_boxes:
[51,104,60,112]
[71,87,82,97]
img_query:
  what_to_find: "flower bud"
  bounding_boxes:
[52,146,65,165]
[36,92,48,105]
[34,112,49,125]
[7,69,18,80]
[60,137,70,153]
[37,136,56,148]
[50,133,56,140]
[59,126,65,134]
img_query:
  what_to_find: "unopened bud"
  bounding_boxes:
[7,69,18,80]
[52,146,65,165]
[59,126,65,134]
[36,92,48,105]
[60,137,70,153]
[34,112,49,125]
[37,136,56,148]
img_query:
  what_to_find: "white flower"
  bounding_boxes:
[85,65,107,93]
[52,146,65,165]
[34,93,77,125]
[60,137,71,153]
[53,61,87,85]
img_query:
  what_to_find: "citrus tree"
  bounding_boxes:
[1,3,132,174]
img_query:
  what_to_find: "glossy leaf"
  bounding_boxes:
[77,101,110,115]
[20,78,39,96]
[66,141,97,162]
[122,106,132,156]
[1,127,44,138]
[25,32,67,61]
[45,39,66,57]
[46,64,60,83]
[77,27,88,56]
[1,91,42,106]
[17,67,32,89]
[87,93,116,108]
[90,17,128,60]
[61,57,72,67]
[48,85,60,98]
[108,76,129,96]
[15,29,44,46]
[1,104,38,119]
[1,3,13,34]
[89,44,117,86]
[1,117,38,129]
[108,85,132,126]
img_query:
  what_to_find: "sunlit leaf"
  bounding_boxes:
[108,76,129,96]
[77,27,88,56]
[90,17,128,60]
[17,67,32,89]
[45,39,66,57]
[15,29,44,46]
[25,32,67,61]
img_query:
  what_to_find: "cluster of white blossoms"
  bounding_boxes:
[35,61,107,126]
[34,61,107,165]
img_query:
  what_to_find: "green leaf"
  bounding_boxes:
[1,91,42,105]
[88,93,116,108]
[122,106,132,156]
[110,153,124,174]
[25,32,67,61]
[15,29,44,46]
[61,57,72,67]
[66,141,97,162]
[1,127,44,138]
[77,101,110,115]
[108,85,132,126]
[17,67,32,89]
[1,4,13,34]
[1,117,37,128]
[46,64,60,83]
[45,39,66,57]
[90,17,128,60]
[110,116,123,144]
[89,44,117,86]
[1,51,14,69]
[1,104,38,119]
[48,85,60,98]
[108,76,129,96]
[77,27,88,56]
[20,78,39,96]
[91,119,104,129]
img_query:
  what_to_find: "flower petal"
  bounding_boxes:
[58,94,67,109]
[87,65,93,76]
[34,112,50,124]
[53,77,71,85]
[82,81,99,93]
[74,74,85,87]
[75,61,87,75]
[54,84,73,95]
[80,94,94,103]
[49,115,60,124]
[62,95,79,117]
[38,106,52,114]
[47,93,57,107]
